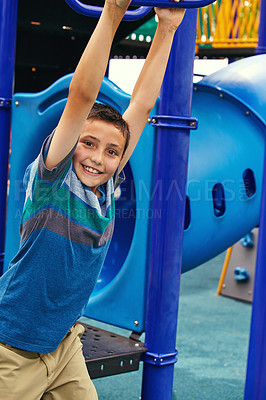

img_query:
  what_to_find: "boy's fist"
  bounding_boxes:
[106,0,132,10]
[155,5,185,32]
[116,0,132,8]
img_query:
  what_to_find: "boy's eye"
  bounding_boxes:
[85,141,93,147]
[108,149,117,156]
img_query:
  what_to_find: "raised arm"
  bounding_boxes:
[121,6,185,171]
[45,0,131,170]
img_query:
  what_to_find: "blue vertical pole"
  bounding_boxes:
[141,9,197,400]
[244,0,266,396]
[244,120,266,392]
[244,146,266,399]
[257,0,266,54]
[0,0,19,274]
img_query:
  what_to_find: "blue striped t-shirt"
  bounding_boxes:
[0,133,124,352]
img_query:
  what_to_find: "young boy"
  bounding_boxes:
[0,1,185,399]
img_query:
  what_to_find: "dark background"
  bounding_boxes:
[15,0,154,93]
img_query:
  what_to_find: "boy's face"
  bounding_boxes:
[73,119,126,196]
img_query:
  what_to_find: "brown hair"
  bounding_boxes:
[88,103,130,156]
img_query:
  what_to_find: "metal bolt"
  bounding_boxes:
[15,101,19,107]
[135,343,140,347]
[0,100,3,105]
[153,358,157,363]
[248,290,253,295]
[160,358,163,363]
[245,110,250,116]
[152,118,157,124]
[134,320,139,327]
[222,284,226,288]
[190,121,197,127]
[147,117,151,124]
[193,86,198,91]
[219,93,224,99]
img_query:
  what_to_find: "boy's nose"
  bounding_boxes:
[90,151,103,165]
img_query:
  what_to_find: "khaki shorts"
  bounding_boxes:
[0,323,98,400]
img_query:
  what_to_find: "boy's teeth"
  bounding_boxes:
[84,165,100,174]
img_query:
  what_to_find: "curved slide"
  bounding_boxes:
[3,54,266,332]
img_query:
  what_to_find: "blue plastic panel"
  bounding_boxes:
[181,54,266,272]
[182,82,265,272]
[198,54,266,126]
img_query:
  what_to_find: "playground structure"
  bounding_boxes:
[130,0,262,57]
[1,0,266,399]
[217,228,258,303]
[196,0,261,55]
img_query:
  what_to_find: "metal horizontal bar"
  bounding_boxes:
[150,115,198,130]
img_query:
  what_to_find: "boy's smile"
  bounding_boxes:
[73,119,126,196]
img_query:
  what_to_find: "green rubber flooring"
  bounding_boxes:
[80,251,252,399]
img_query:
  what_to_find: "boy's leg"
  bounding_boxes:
[42,324,98,400]
[42,345,97,400]
[0,324,97,400]
[0,341,48,400]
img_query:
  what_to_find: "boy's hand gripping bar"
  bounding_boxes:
[65,0,216,20]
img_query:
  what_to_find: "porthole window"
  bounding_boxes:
[243,168,256,198]
[212,183,226,217]
[184,195,191,230]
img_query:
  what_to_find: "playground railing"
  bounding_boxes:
[196,0,260,49]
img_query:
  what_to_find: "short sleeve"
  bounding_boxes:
[37,131,78,182]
